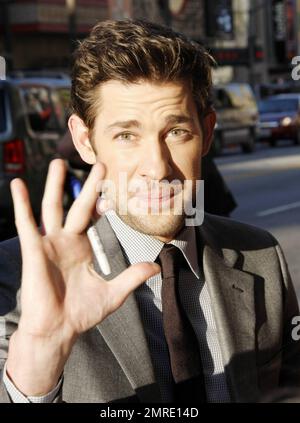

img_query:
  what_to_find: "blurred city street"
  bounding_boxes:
[1,0,300,405]
[0,0,300,315]
[217,142,300,297]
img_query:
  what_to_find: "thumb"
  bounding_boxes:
[108,262,161,309]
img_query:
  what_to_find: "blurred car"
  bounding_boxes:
[258,94,300,146]
[13,75,71,135]
[0,75,71,238]
[211,83,258,156]
[255,81,300,100]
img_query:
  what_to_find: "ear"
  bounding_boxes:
[68,114,97,165]
[201,109,216,157]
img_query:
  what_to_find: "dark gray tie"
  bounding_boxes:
[157,244,207,403]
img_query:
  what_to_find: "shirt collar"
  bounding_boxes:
[105,209,200,279]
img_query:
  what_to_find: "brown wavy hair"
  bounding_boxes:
[71,19,215,137]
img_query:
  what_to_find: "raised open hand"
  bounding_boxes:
[6,159,160,396]
[11,159,160,338]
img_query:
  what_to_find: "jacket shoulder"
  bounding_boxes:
[201,213,277,251]
[0,236,22,316]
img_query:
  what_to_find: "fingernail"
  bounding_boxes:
[96,197,108,214]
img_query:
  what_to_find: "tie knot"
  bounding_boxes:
[157,244,182,279]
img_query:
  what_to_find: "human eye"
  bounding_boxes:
[166,128,191,140]
[114,132,136,143]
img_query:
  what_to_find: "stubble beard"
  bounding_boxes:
[114,187,195,239]
[117,209,186,238]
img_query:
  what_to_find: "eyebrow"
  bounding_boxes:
[105,114,194,132]
[105,119,141,132]
[164,114,194,126]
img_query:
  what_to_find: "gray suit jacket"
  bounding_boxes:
[0,213,300,403]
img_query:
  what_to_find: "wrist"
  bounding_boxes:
[6,329,75,396]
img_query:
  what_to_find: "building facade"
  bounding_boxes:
[0,0,299,85]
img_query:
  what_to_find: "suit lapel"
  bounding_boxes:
[92,216,161,402]
[197,222,260,402]
[91,214,260,402]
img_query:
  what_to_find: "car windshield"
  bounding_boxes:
[213,84,256,109]
[21,85,70,133]
[259,98,298,113]
[21,85,57,132]
[53,87,71,129]
[226,84,256,108]
[0,89,6,133]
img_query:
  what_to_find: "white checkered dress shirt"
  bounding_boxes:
[3,210,230,402]
[106,210,230,403]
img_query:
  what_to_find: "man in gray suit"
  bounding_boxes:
[1,19,300,403]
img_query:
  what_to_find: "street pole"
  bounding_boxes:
[0,0,13,71]
[248,1,256,87]
[247,1,270,87]
[66,0,77,55]
[157,0,172,27]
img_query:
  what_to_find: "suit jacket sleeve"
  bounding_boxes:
[275,242,300,388]
[0,240,63,403]
[0,243,20,403]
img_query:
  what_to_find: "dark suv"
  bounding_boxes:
[0,76,71,239]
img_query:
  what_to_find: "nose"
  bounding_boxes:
[138,139,172,181]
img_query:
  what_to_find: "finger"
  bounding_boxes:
[106,262,161,310]
[96,196,113,215]
[64,161,106,234]
[41,159,67,233]
[10,178,41,252]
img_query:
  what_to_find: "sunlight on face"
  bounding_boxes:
[92,80,204,241]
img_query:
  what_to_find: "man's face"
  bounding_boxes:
[91,79,208,241]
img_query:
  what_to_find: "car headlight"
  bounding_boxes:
[281,116,292,126]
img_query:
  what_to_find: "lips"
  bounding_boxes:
[133,186,179,201]
[136,191,173,200]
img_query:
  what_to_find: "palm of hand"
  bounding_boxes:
[12,160,160,341]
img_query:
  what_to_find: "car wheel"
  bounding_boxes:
[241,129,255,153]
[211,133,223,157]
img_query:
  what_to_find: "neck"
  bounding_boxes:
[153,221,186,243]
